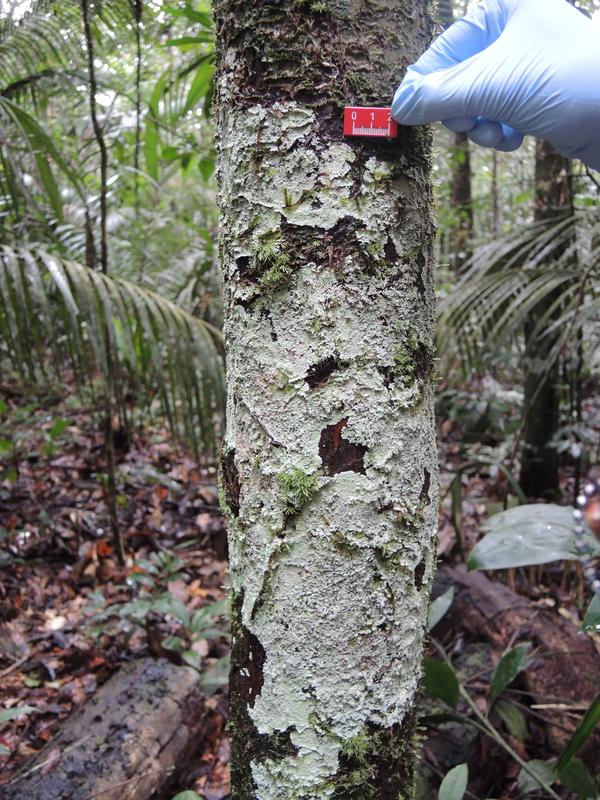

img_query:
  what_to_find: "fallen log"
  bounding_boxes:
[1,657,208,800]
[445,564,600,759]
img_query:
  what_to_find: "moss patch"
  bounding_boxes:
[330,709,419,799]
[278,468,318,515]
[393,328,434,390]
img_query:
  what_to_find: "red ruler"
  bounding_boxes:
[343,107,398,138]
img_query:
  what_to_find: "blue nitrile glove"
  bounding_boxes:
[391,0,600,170]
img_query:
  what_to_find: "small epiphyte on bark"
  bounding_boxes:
[278,468,319,515]
[331,715,418,800]
[220,447,241,517]
[305,354,348,389]
[319,418,367,476]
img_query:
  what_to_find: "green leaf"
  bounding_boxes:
[517,760,555,794]
[165,34,213,47]
[34,154,62,219]
[494,699,528,742]
[0,399,7,414]
[200,655,229,695]
[581,594,600,633]
[164,6,212,26]
[467,504,599,570]
[0,439,11,455]
[0,743,9,755]
[428,587,455,631]
[170,792,203,800]
[423,657,460,709]
[556,693,600,772]
[49,419,70,439]
[184,60,214,113]
[0,706,36,725]
[144,117,160,181]
[490,643,531,704]
[438,764,468,800]
[199,155,215,180]
[558,757,599,798]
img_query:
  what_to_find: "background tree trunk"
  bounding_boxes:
[214,2,437,798]
[438,0,473,269]
[519,140,573,500]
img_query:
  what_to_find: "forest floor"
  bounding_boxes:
[1,381,599,799]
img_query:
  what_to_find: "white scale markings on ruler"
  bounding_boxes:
[350,110,392,137]
[351,125,392,136]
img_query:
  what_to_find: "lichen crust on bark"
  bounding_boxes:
[215,2,436,798]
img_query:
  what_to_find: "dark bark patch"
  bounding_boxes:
[419,469,431,505]
[377,364,394,390]
[331,707,418,799]
[229,592,299,799]
[279,215,361,274]
[305,354,348,389]
[415,251,427,301]
[220,448,240,518]
[260,306,278,341]
[319,418,367,476]
[413,560,426,591]
[384,236,398,263]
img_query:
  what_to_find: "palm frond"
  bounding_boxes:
[0,246,225,454]
[437,214,598,375]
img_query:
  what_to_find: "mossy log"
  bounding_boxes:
[1,657,208,800]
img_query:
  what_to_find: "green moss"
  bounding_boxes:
[218,485,235,522]
[393,327,433,390]
[292,0,329,11]
[252,234,291,292]
[278,468,318,515]
[330,712,419,800]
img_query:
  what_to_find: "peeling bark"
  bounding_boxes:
[215,1,437,797]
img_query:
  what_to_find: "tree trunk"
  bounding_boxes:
[519,139,572,500]
[214,2,437,798]
[450,130,473,267]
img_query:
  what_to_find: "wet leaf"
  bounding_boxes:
[490,643,531,703]
[581,594,600,633]
[438,763,468,800]
[517,760,555,793]
[468,504,599,570]
[494,699,528,742]
[423,657,460,708]
[428,586,455,631]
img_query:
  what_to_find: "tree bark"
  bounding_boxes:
[519,139,573,500]
[214,2,437,798]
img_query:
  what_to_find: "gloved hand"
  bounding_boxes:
[391,0,600,170]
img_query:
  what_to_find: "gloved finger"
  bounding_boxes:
[494,124,524,152]
[410,0,510,76]
[443,117,478,133]
[467,118,503,147]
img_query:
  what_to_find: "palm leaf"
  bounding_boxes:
[0,246,225,453]
[437,214,596,376]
